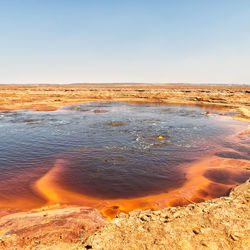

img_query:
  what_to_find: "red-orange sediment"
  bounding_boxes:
[0,123,247,219]
[33,153,250,219]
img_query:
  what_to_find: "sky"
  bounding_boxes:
[0,0,250,84]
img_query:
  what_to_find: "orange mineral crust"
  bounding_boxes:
[0,121,249,219]
[0,125,247,220]
[31,155,249,220]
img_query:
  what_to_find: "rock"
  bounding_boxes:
[83,179,250,250]
[108,121,124,126]
[230,234,240,241]
[0,206,106,249]
[93,109,107,113]
[139,214,151,222]
[152,210,161,216]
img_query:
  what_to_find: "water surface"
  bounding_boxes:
[0,102,249,212]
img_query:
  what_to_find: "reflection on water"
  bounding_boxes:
[0,102,249,215]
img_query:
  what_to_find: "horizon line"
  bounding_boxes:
[0,82,249,86]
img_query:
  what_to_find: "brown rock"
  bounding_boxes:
[83,180,250,250]
[0,206,106,249]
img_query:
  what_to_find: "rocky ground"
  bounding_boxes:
[82,180,250,250]
[0,84,249,119]
[83,179,250,250]
[0,206,106,249]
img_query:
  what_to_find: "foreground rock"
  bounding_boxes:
[0,206,106,249]
[83,180,250,250]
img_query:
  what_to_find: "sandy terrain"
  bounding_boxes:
[0,84,249,249]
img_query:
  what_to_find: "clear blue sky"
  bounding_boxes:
[0,0,249,84]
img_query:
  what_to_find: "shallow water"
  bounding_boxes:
[0,102,249,212]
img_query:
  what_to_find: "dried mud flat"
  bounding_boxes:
[0,84,249,249]
[0,84,249,120]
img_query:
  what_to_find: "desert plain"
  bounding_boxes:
[0,84,249,119]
